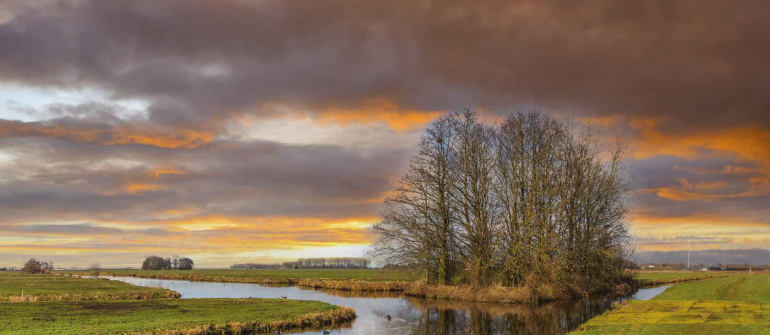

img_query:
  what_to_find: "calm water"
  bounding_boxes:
[92,276,668,335]
[630,285,671,301]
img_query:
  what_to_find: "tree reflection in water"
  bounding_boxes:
[400,296,623,335]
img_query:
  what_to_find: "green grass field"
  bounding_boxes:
[573,274,770,334]
[0,272,178,301]
[0,299,349,335]
[63,268,419,282]
[634,270,736,286]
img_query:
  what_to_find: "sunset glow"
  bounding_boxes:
[1,0,769,268]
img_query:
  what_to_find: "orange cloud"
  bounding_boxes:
[256,99,444,131]
[0,215,379,263]
[122,183,163,194]
[150,167,187,178]
[0,120,215,149]
[631,119,770,165]
[319,99,444,131]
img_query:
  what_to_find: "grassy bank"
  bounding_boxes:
[572,274,770,334]
[0,272,179,301]
[636,271,733,286]
[62,269,417,291]
[0,298,355,335]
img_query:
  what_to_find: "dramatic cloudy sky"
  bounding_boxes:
[1,0,769,267]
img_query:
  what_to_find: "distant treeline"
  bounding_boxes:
[141,255,194,270]
[231,257,369,269]
[642,263,770,271]
[231,263,282,269]
[295,257,369,269]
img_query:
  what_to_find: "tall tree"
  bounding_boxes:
[371,114,459,284]
[449,110,497,287]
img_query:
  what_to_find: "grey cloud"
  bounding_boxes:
[1,223,176,236]
[0,0,768,131]
[0,120,408,223]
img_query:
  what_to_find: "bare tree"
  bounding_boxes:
[371,114,459,284]
[449,110,497,287]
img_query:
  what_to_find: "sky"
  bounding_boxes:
[0,0,769,268]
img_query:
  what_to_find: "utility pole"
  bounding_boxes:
[687,240,691,270]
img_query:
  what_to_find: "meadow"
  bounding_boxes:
[0,272,178,301]
[0,272,354,334]
[0,299,353,335]
[572,273,770,334]
[635,270,734,286]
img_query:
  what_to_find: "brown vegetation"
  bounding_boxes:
[1,290,181,302]
[122,307,356,335]
[297,279,405,292]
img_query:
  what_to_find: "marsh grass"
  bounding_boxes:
[297,278,407,291]
[404,281,538,303]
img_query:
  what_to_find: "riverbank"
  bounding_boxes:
[62,269,415,292]
[571,274,770,334]
[635,271,733,286]
[403,277,637,304]
[0,299,355,335]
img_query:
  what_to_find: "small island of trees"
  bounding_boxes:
[371,110,633,297]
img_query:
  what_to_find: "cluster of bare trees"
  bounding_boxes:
[296,257,369,269]
[141,255,194,270]
[371,111,631,287]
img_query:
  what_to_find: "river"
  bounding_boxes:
[93,276,668,334]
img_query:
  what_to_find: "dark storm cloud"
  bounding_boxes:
[1,0,769,131]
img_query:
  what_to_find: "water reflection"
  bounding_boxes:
[395,296,624,335]
[90,276,664,335]
[630,285,671,301]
